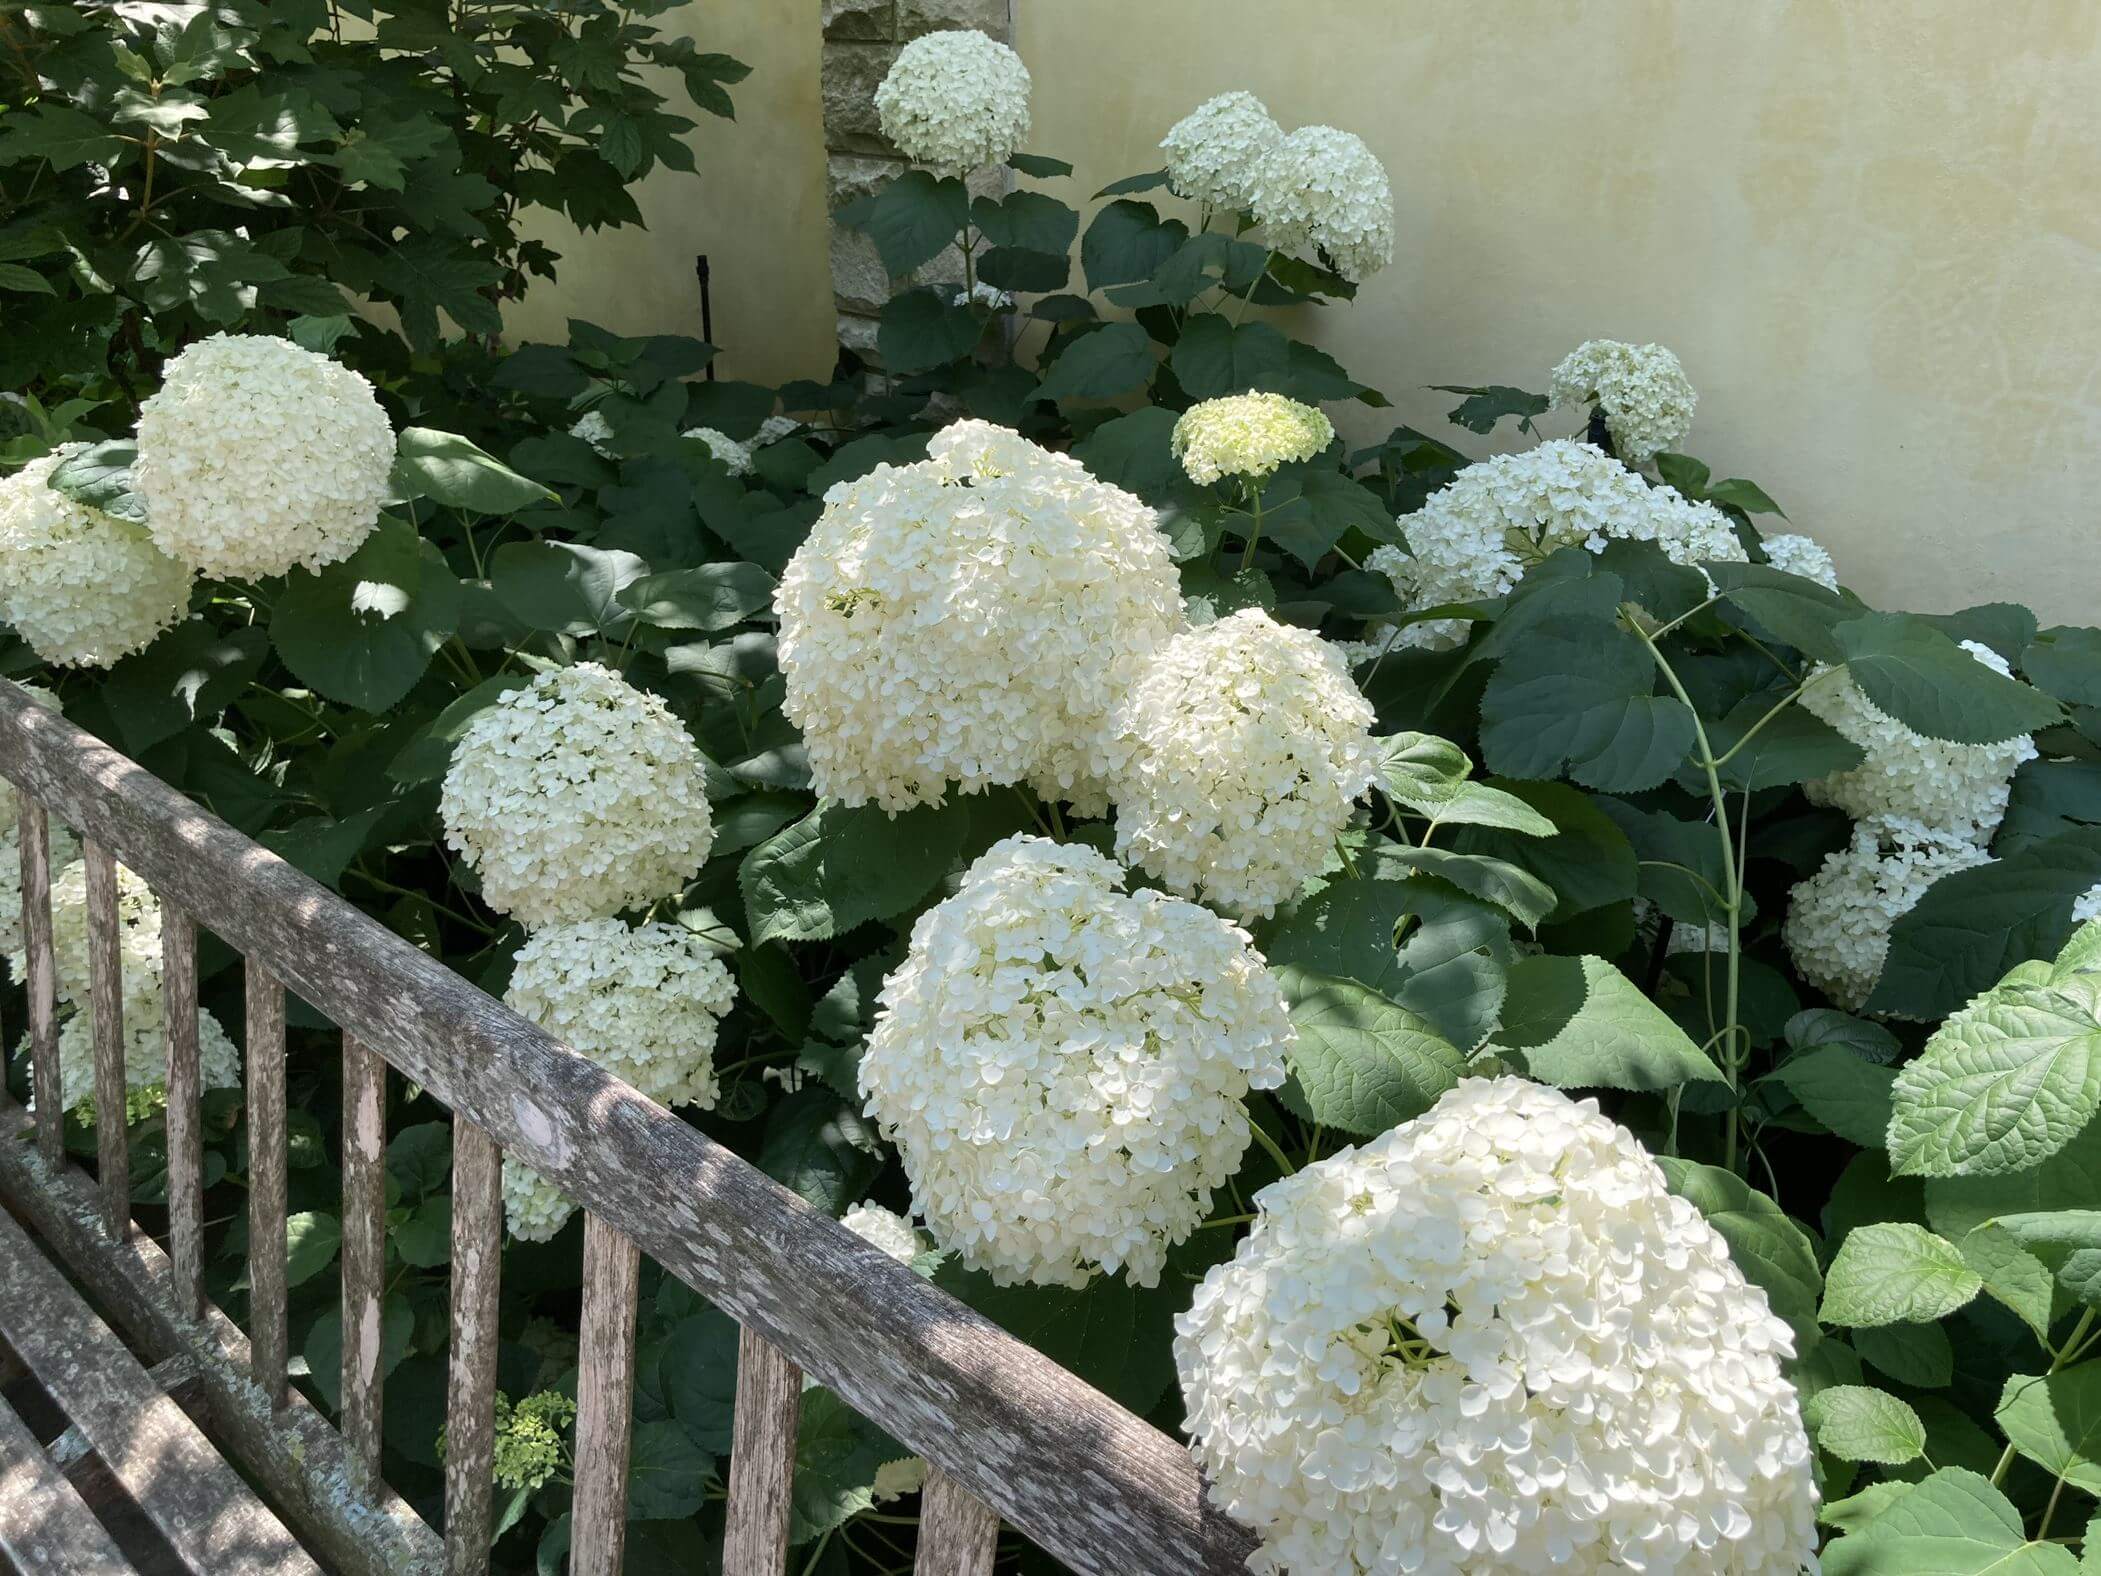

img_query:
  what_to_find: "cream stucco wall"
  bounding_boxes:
[505,1,836,389]
[1013,0,2101,624]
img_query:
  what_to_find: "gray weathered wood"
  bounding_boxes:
[0,1390,132,1576]
[568,1215,641,1576]
[0,1201,322,1576]
[0,1102,443,1575]
[20,801,61,1166]
[723,1328,803,1576]
[163,903,205,1320]
[83,839,127,1237]
[46,1353,208,1475]
[916,1466,1002,1576]
[444,1118,502,1575]
[341,1031,387,1495]
[0,679,1261,1576]
[246,961,288,1409]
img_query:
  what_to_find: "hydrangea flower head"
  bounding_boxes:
[0,822,76,959]
[1250,125,1394,282]
[1784,814,1991,1010]
[0,448,192,667]
[873,30,1031,177]
[859,835,1292,1287]
[775,422,1184,813]
[1160,91,1283,212]
[840,1203,926,1265]
[1761,532,1839,591]
[1176,1077,1819,1576]
[57,1006,241,1122]
[441,663,716,928]
[684,426,753,476]
[135,333,394,578]
[1171,393,1333,486]
[1108,609,1377,918]
[1549,339,1697,463]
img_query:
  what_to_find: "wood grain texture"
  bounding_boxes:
[342,1031,387,1495]
[83,839,127,1237]
[246,961,289,1409]
[569,1215,641,1576]
[0,1101,443,1575]
[163,902,205,1321]
[0,680,1261,1576]
[0,1202,322,1576]
[915,1467,1002,1576]
[723,1328,802,1576]
[20,802,60,1166]
[444,1117,503,1575]
[0,1390,133,1576]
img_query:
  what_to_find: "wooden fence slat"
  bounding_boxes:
[163,904,204,1320]
[342,1031,387,1494]
[724,1327,804,1576]
[246,961,288,1408]
[83,840,126,1237]
[0,1389,133,1576]
[19,803,60,1166]
[916,1466,1002,1576]
[443,1118,502,1574]
[568,1214,641,1576]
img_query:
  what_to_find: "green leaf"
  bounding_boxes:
[101,623,266,754]
[1169,315,1289,400]
[1998,1363,2101,1496]
[1821,1221,1982,1326]
[1480,619,1696,792]
[1008,152,1073,178]
[271,518,462,711]
[1699,695,1865,792]
[374,234,503,348]
[615,563,774,633]
[1446,780,1640,923]
[789,1389,903,1542]
[839,169,968,275]
[1773,1045,1898,1148]
[1822,1481,1917,1534]
[933,1261,1176,1414]
[1821,1467,2078,1576]
[1837,612,2063,745]
[1432,384,1549,436]
[1371,731,1469,807]
[1488,954,1725,1090]
[386,675,531,785]
[1035,322,1153,401]
[1093,169,1169,196]
[488,540,647,636]
[1272,966,1466,1136]
[1979,1213,2101,1311]
[0,263,54,295]
[740,799,968,945]
[1079,199,1187,290]
[283,1211,341,1289]
[1657,1157,1824,1341]
[1373,845,1556,929]
[758,1091,881,1215]
[0,104,126,172]
[659,1306,740,1453]
[1806,1385,1928,1465]
[970,189,1078,254]
[876,287,983,374]
[391,428,555,513]
[626,1420,710,1520]
[393,1196,452,1268]
[302,1296,413,1414]
[1854,1320,1954,1389]
[1959,1221,2063,1342]
[2025,627,2101,709]
[48,439,145,522]
[1704,560,1853,662]
[1790,1008,1904,1065]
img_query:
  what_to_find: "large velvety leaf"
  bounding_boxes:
[488,540,647,636]
[101,623,266,754]
[1820,1467,2077,1576]
[877,286,983,375]
[270,518,462,710]
[1490,954,1723,1090]
[1837,611,2063,745]
[1700,694,1865,792]
[392,427,555,513]
[1374,845,1556,929]
[1997,1363,2101,1496]
[615,562,774,632]
[1980,1213,2101,1312]
[1805,1385,1927,1466]
[1773,1045,1898,1148]
[1657,1157,1823,1342]
[1079,198,1187,290]
[839,169,968,274]
[740,799,969,945]
[2024,626,2101,709]
[47,439,145,522]
[757,1090,881,1215]
[1820,1222,1982,1327]
[1035,321,1153,401]
[1480,618,1696,792]
[1704,560,1852,662]
[1433,384,1549,436]
[1273,966,1467,1137]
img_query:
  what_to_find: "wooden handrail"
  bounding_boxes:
[0,679,1258,1576]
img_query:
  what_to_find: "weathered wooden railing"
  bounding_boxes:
[0,678,1259,1575]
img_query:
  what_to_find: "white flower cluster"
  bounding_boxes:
[1783,816,1991,1011]
[135,333,394,578]
[1548,339,1698,463]
[0,448,192,668]
[1171,393,1334,487]
[57,1003,242,1120]
[1762,532,1840,591]
[840,1202,926,1265]
[2077,885,2101,925]
[1798,639,2036,849]
[569,410,616,458]
[1176,1077,1819,1576]
[1249,125,1395,283]
[498,917,735,1241]
[0,822,76,960]
[441,663,716,928]
[684,426,753,477]
[1365,440,1745,650]
[859,836,1292,1288]
[873,29,1031,178]
[950,280,1015,311]
[1108,609,1377,918]
[775,421,1184,814]
[1160,91,1283,212]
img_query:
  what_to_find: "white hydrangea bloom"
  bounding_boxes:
[683,426,753,477]
[950,280,1014,311]
[0,822,78,960]
[860,836,1292,1288]
[55,1004,240,1121]
[498,916,735,1241]
[1249,125,1395,283]
[1365,440,1746,649]
[1784,816,1991,1011]
[569,410,616,458]
[0,682,60,832]
[1171,393,1333,487]
[871,1455,929,1504]
[1798,640,2037,845]
[441,663,716,928]
[1762,531,1840,591]
[1176,1077,1819,1576]
[873,29,1031,178]
[753,415,803,448]
[775,422,1184,814]
[135,333,394,578]
[1108,609,1377,918]
[840,1203,925,1265]
[1160,91,1283,212]
[2076,885,2101,925]
[1548,339,1698,463]
[0,449,192,667]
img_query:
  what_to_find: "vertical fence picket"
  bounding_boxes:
[246,962,288,1407]
[568,1214,641,1576]
[723,1327,804,1576]
[162,905,203,1319]
[443,1118,502,1573]
[83,840,126,1236]
[20,804,59,1166]
[915,1467,1001,1576]
[341,1032,387,1494]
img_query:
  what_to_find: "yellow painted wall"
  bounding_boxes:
[505,0,837,389]
[1014,0,2101,624]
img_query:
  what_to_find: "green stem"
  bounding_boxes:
[1246,1118,1296,1177]
[1236,483,1267,572]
